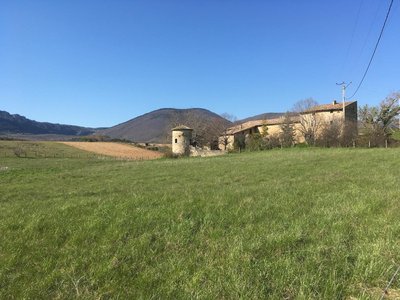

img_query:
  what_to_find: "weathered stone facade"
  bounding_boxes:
[172,126,193,155]
[219,101,358,149]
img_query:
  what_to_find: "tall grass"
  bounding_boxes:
[1,148,399,298]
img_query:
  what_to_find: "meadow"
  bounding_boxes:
[392,130,400,141]
[1,142,400,299]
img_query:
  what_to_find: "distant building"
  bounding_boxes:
[219,100,358,150]
[172,125,193,155]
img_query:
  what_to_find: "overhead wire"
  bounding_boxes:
[348,0,384,79]
[347,0,394,100]
[340,0,364,79]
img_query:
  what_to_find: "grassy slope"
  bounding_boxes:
[1,148,400,299]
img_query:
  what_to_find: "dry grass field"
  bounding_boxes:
[60,142,163,160]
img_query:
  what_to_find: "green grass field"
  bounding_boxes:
[392,130,400,141]
[1,144,400,299]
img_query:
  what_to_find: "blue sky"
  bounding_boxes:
[1,0,399,127]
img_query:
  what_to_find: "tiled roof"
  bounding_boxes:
[302,101,355,113]
[172,125,193,131]
[225,120,264,135]
[266,115,300,125]
[223,100,357,136]
[225,115,300,135]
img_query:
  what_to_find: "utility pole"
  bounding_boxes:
[336,81,352,119]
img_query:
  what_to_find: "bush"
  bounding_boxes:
[245,133,265,151]
[266,134,281,149]
[294,143,310,148]
[233,134,246,151]
[163,148,179,159]
[316,121,341,147]
[13,147,26,158]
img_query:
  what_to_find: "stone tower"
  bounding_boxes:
[172,125,193,156]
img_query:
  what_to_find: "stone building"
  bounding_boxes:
[219,100,358,150]
[172,125,193,155]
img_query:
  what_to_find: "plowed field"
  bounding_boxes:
[60,142,163,160]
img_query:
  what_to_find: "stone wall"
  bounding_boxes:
[221,102,358,149]
[172,129,192,155]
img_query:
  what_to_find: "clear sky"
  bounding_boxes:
[1,0,399,127]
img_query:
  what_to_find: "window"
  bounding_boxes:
[174,139,177,143]
[330,110,333,114]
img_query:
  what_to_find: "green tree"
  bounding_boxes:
[359,92,400,146]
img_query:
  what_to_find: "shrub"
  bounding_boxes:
[13,147,26,158]
[245,133,265,151]
[316,121,341,147]
[233,134,246,151]
[163,148,179,159]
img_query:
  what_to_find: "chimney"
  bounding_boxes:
[332,100,337,105]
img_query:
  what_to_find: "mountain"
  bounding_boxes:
[237,112,285,123]
[98,108,232,144]
[0,110,95,136]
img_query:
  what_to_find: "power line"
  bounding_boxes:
[341,0,364,78]
[349,0,384,79]
[348,0,394,100]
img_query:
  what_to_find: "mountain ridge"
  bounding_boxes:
[0,110,96,136]
[98,108,232,144]
[0,108,289,143]
[236,112,285,123]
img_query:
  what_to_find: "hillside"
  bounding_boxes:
[98,108,232,144]
[0,110,95,136]
[237,112,285,123]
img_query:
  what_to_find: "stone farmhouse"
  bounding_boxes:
[219,100,358,150]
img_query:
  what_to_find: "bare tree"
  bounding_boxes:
[219,128,232,150]
[218,113,238,150]
[186,111,230,148]
[317,119,341,147]
[299,114,322,145]
[292,98,319,114]
[220,113,237,123]
[292,98,322,145]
